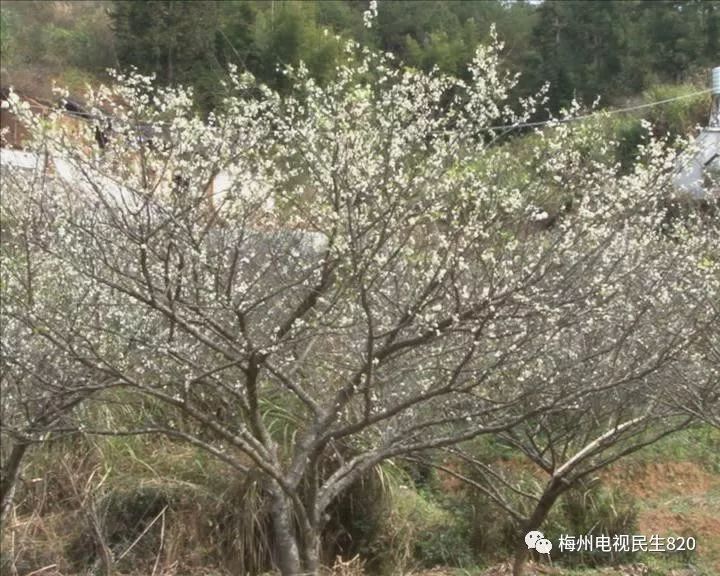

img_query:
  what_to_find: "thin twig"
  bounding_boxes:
[151,507,166,576]
[24,565,58,576]
[117,505,168,561]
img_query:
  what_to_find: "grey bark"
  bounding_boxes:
[269,484,302,576]
[0,441,28,527]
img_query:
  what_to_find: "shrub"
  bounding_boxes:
[643,84,712,138]
[351,467,475,574]
[559,481,639,567]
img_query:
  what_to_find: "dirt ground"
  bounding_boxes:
[619,461,720,574]
[427,459,720,576]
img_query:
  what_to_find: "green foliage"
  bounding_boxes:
[559,483,640,567]
[366,0,537,80]
[458,445,642,569]
[0,1,114,73]
[467,483,525,559]
[109,0,224,111]
[13,434,272,575]
[4,0,717,126]
[251,1,345,91]
[407,487,475,568]
[642,83,713,137]
[0,8,14,62]
[7,423,716,573]
[527,0,719,112]
[612,116,648,172]
[334,463,477,574]
[105,0,720,116]
[467,477,640,568]
[528,1,624,109]
[374,483,475,572]
[626,424,720,473]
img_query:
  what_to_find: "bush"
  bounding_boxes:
[558,481,640,567]
[613,117,647,172]
[324,464,391,567]
[643,84,712,138]
[353,467,475,574]
[457,451,640,569]
[412,493,475,568]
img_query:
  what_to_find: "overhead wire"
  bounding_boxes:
[2,86,712,135]
[486,88,712,132]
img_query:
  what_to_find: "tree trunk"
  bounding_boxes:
[269,484,302,576]
[512,479,565,576]
[298,516,321,575]
[0,441,28,527]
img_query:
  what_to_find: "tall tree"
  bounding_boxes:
[109,1,223,110]
[528,1,625,110]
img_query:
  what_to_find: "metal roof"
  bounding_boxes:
[673,129,720,198]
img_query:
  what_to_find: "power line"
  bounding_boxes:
[4,87,712,136]
[486,89,711,132]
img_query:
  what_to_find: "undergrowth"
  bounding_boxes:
[2,425,717,574]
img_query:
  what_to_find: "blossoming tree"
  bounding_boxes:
[669,325,720,429]
[2,34,718,573]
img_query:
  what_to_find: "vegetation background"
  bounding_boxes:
[1,0,717,162]
[1,1,718,112]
